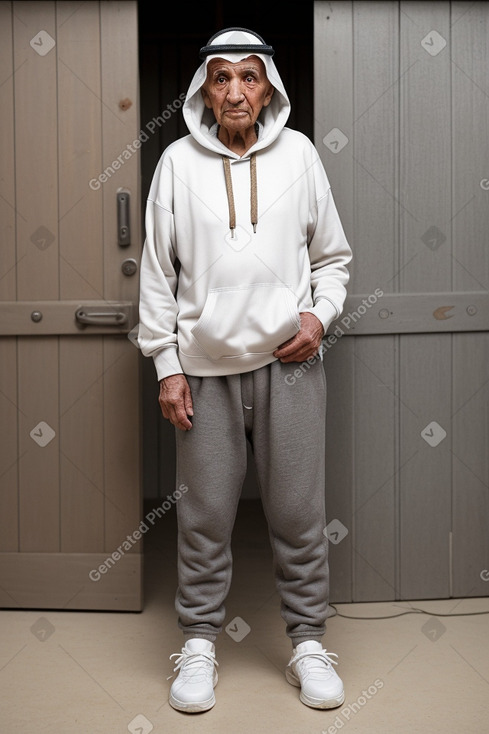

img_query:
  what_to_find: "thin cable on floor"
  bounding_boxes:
[328,604,489,620]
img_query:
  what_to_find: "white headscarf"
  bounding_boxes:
[182,28,291,157]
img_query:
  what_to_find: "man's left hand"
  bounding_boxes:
[273,312,324,363]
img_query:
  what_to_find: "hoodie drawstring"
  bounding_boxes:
[250,153,257,232]
[222,156,236,235]
[222,154,257,237]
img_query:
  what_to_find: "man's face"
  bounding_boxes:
[202,56,274,135]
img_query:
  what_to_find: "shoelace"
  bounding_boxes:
[167,647,219,681]
[292,649,339,676]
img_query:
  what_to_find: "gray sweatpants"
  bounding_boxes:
[174,357,329,647]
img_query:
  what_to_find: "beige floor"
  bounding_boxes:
[1,500,489,734]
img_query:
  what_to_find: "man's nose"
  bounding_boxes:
[227,79,245,104]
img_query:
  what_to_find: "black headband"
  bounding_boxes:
[199,27,275,60]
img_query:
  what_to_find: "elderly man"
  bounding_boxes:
[138,28,352,714]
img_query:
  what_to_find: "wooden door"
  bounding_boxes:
[0,1,142,610]
[315,1,489,603]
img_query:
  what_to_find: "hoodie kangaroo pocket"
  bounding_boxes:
[191,283,300,360]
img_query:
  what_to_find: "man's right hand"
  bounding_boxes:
[158,374,193,431]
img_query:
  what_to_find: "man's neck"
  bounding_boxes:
[217,124,258,156]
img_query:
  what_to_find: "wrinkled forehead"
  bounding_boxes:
[205,55,268,79]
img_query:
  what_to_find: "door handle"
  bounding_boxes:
[117,190,130,246]
[75,307,129,327]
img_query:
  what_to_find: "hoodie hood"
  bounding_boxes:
[182,27,291,159]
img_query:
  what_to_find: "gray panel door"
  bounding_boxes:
[0,1,143,610]
[314,1,489,603]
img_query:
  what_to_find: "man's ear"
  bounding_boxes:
[201,87,213,109]
[263,85,274,107]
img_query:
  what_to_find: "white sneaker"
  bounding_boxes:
[168,638,219,713]
[285,640,345,709]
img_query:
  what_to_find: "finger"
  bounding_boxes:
[171,400,193,431]
[275,334,311,358]
[274,335,302,358]
[275,333,296,351]
[158,395,190,430]
[175,413,193,431]
[183,384,194,417]
[278,350,308,363]
[278,342,321,363]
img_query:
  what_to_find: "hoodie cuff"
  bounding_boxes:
[304,299,339,335]
[153,347,183,381]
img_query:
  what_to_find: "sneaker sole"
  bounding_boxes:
[169,692,216,713]
[285,669,345,709]
[299,689,345,709]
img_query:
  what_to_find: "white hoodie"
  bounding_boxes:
[138,39,352,379]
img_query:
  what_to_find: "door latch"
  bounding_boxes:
[117,190,131,246]
[75,306,129,327]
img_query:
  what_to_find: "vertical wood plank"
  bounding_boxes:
[451,335,489,596]
[352,0,399,294]
[314,1,354,247]
[57,1,104,299]
[351,1,399,601]
[315,0,354,602]
[100,0,141,303]
[399,333,451,598]
[14,1,60,552]
[56,2,106,553]
[18,337,59,552]
[0,2,16,301]
[399,0,452,292]
[0,4,19,552]
[451,1,489,293]
[451,1,489,597]
[59,337,105,552]
[13,0,59,301]
[354,336,398,600]
[324,339,355,603]
[398,1,452,599]
[0,338,19,551]
[103,338,142,552]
